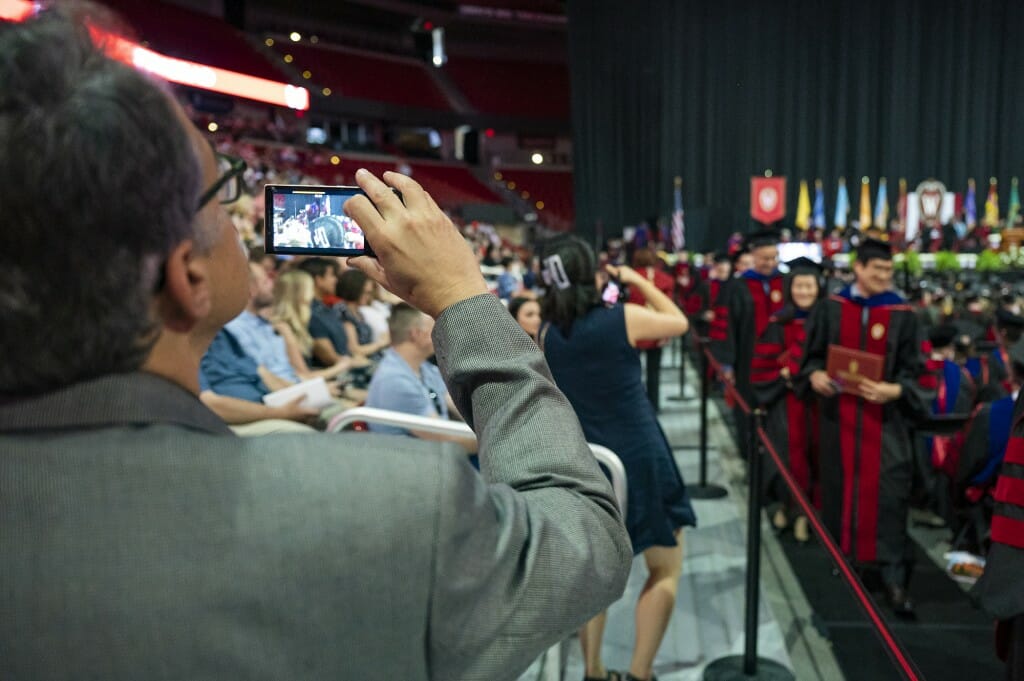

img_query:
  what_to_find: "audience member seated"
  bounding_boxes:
[365,304,476,453]
[508,296,541,343]
[360,281,400,343]
[268,268,356,384]
[296,257,352,366]
[335,268,390,362]
[225,263,302,383]
[198,329,319,435]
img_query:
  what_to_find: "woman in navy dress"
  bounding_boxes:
[539,235,696,681]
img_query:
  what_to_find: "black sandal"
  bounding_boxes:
[583,672,623,681]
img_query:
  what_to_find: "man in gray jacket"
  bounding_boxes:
[0,5,632,680]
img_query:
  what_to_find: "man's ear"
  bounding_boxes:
[156,239,212,333]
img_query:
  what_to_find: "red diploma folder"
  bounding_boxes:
[826,344,884,395]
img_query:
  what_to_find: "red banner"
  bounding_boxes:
[751,176,787,224]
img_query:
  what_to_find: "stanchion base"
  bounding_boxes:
[703,655,795,681]
[686,483,729,499]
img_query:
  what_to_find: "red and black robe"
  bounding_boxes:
[751,309,819,505]
[710,271,785,456]
[710,271,785,396]
[798,288,931,584]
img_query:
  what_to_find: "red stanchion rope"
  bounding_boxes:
[701,345,924,681]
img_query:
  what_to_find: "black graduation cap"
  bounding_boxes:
[711,251,732,265]
[785,257,823,275]
[928,324,959,349]
[996,307,1024,330]
[744,230,780,250]
[857,238,893,262]
[952,319,985,346]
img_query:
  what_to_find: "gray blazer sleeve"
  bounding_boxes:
[429,294,632,681]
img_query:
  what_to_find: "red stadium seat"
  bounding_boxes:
[445,57,569,119]
[495,167,574,229]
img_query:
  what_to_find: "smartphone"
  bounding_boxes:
[602,280,621,305]
[264,184,375,257]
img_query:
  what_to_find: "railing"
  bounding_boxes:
[328,406,628,532]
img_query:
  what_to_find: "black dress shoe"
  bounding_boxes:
[885,584,916,619]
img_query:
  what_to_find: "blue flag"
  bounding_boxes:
[812,181,826,229]
[965,179,977,228]
[834,178,850,228]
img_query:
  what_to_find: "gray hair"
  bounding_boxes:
[0,4,202,396]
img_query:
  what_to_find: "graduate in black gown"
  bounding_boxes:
[710,232,785,458]
[751,257,824,543]
[797,239,932,617]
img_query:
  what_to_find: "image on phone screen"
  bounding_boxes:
[264,184,371,257]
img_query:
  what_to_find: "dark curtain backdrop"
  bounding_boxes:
[568,0,1024,251]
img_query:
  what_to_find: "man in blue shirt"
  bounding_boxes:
[199,329,318,434]
[225,263,300,383]
[365,304,476,452]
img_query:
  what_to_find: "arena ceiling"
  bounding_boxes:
[240,0,567,61]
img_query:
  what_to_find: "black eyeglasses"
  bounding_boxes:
[197,153,247,211]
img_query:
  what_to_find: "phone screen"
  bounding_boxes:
[602,280,621,305]
[264,184,371,257]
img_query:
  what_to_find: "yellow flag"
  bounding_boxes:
[859,177,872,229]
[795,179,811,229]
[984,178,1000,227]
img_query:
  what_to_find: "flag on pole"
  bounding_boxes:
[859,177,872,229]
[984,177,999,227]
[835,177,849,228]
[896,178,908,230]
[812,179,826,229]
[1008,177,1021,228]
[874,177,889,229]
[965,178,977,229]
[795,179,811,229]
[671,176,685,252]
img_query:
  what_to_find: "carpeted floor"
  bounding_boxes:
[776,530,1001,680]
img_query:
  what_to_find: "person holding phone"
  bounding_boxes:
[538,235,694,681]
[0,7,631,679]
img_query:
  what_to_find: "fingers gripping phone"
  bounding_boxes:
[264,184,403,258]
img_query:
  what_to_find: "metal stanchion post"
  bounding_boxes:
[668,333,692,401]
[704,410,794,681]
[685,338,728,499]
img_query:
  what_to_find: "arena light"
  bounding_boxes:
[0,0,33,21]
[0,2,309,110]
[289,31,301,42]
[112,34,310,111]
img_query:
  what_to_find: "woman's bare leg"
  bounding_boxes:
[629,531,684,680]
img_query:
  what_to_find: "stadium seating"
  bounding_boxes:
[271,43,452,111]
[444,56,569,119]
[408,162,502,207]
[99,0,287,82]
[495,167,574,229]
